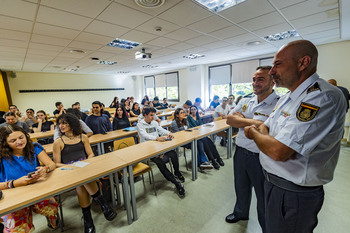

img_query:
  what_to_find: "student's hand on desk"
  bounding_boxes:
[16,176,40,186]
[156,136,167,142]
[33,166,48,179]
[167,133,174,139]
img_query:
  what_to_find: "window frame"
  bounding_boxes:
[144,71,179,101]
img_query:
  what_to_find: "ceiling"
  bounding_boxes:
[0,0,348,76]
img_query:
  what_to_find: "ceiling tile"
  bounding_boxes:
[68,41,103,51]
[40,0,110,18]
[33,23,80,39]
[224,33,263,46]
[113,0,182,16]
[146,37,179,47]
[164,28,202,41]
[298,20,339,36]
[187,15,232,34]
[28,43,65,52]
[0,29,30,41]
[303,28,339,41]
[209,25,247,40]
[120,30,158,44]
[239,12,287,32]
[84,20,130,38]
[75,32,114,45]
[27,48,60,56]
[291,10,339,29]
[31,34,71,47]
[158,1,212,27]
[0,0,37,21]
[253,23,293,38]
[0,15,33,32]
[0,38,28,48]
[168,42,195,51]
[97,3,152,29]
[185,35,217,46]
[219,0,275,24]
[270,0,306,9]
[202,41,232,50]
[135,17,181,36]
[36,6,92,30]
[281,0,338,21]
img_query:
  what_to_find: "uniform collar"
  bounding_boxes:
[289,73,319,101]
[251,90,278,106]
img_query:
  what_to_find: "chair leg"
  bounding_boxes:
[58,195,64,232]
[150,170,157,196]
[142,174,145,184]
[183,148,188,171]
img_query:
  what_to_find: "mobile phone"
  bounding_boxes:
[27,171,36,178]
[185,129,192,132]
[165,138,172,141]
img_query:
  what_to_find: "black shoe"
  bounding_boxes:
[212,161,220,170]
[220,139,225,146]
[83,212,95,233]
[175,172,185,183]
[95,197,117,221]
[217,158,225,166]
[225,213,249,223]
[175,181,185,197]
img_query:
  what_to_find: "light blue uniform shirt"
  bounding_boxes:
[260,73,346,186]
[231,91,279,153]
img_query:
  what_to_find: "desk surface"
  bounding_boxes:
[0,155,127,216]
[29,130,55,139]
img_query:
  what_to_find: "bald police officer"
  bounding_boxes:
[225,66,279,232]
[245,40,346,233]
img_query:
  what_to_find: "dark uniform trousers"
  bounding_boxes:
[264,172,324,233]
[233,146,265,232]
[151,150,180,183]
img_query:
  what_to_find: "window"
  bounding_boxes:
[144,72,179,101]
[209,64,231,100]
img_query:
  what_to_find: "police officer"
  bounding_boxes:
[245,40,346,233]
[225,66,279,232]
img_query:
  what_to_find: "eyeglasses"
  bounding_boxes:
[222,100,228,102]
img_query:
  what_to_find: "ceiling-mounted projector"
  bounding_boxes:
[135,48,151,60]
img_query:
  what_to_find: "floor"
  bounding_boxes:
[34,142,350,233]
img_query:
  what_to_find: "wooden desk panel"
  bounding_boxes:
[29,130,55,139]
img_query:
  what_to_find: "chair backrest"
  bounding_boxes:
[114,137,135,151]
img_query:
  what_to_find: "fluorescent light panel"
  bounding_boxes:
[194,0,246,13]
[98,61,117,65]
[264,30,300,42]
[183,54,205,59]
[107,38,141,49]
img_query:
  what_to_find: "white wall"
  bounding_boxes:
[8,72,136,114]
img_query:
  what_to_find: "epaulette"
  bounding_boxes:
[243,92,254,98]
[307,82,321,94]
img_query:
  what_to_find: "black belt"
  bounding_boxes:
[263,170,322,193]
[237,146,259,156]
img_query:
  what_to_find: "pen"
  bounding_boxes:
[61,168,73,170]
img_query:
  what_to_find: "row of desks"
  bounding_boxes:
[2,119,231,226]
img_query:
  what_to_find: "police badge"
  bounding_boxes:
[242,104,247,112]
[296,102,319,121]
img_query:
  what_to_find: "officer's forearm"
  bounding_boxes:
[227,114,264,128]
[249,127,295,161]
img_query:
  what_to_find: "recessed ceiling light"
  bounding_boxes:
[116,71,130,74]
[194,0,246,13]
[98,61,117,65]
[183,54,205,59]
[70,49,85,54]
[245,41,261,46]
[264,30,300,42]
[107,38,141,49]
[135,0,165,8]
[64,66,80,72]
[142,65,158,68]
[50,66,62,69]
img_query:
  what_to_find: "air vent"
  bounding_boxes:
[135,0,165,8]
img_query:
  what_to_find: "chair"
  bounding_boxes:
[114,138,157,196]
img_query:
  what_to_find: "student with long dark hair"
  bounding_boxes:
[187,105,224,169]
[113,104,130,130]
[130,102,142,117]
[0,125,59,232]
[109,97,119,108]
[53,113,116,233]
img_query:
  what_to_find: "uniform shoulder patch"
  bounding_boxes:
[296,102,319,122]
[307,82,321,94]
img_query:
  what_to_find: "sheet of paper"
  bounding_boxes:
[72,161,89,167]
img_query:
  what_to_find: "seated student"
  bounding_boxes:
[32,110,54,132]
[85,101,112,135]
[194,97,205,113]
[227,94,236,112]
[152,96,162,109]
[137,107,185,197]
[0,112,31,133]
[53,102,66,118]
[171,108,213,170]
[72,102,88,122]
[0,125,59,232]
[209,95,220,110]
[9,105,22,120]
[101,103,112,120]
[113,104,130,130]
[187,105,224,168]
[214,96,230,118]
[23,108,37,128]
[54,108,92,140]
[182,100,192,115]
[120,99,131,116]
[161,98,170,108]
[137,107,161,124]
[109,96,119,108]
[141,95,149,106]
[53,114,116,233]
[130,102,142,117]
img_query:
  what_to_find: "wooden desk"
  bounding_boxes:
[129,117,138,123]
[0,155,133,224]
[29,130,55,139]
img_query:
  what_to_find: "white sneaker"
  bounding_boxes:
[199,162,214,170]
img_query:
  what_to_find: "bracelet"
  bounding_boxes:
[8,180,14,189]
[45,166,50,173]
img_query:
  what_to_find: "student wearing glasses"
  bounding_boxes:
[23,108,37,129]
[214,97,230,118]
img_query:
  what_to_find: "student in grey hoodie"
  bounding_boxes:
[137,107,185,197]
